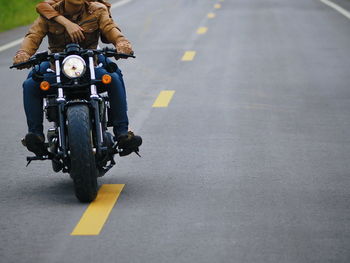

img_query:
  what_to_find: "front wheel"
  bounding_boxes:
[67,104,97,202]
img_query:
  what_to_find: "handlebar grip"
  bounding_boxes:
[116,53,136,59]
[10,51,49,69]
[10,60,33,69]
[101,47,135,58]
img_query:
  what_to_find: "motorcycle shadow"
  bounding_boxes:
[22,176,79,205]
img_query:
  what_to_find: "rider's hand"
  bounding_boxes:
[13,50,31,69]
[64,20,85,43]
[116,40,134,59]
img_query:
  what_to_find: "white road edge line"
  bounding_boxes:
[0,0,133,53]
[0,38,23,53]
[320,0,350,20]
[111,0,133,10]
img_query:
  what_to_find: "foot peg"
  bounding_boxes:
[118,147,141,157]
[26,155,49,167]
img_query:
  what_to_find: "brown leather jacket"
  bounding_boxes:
[19,1,130,56]
[36,0,112,20]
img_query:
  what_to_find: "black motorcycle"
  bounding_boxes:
[10,44,136,202]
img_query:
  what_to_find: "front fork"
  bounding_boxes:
[54,54,68,159]
[88,51,105,156]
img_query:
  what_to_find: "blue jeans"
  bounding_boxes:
[23,60,128,137]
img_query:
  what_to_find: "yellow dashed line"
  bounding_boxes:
[207,13,216,18]
[197,27,208,34]
[71,184,124,236]
[181,51,196,61]
[152,90,175,108]
[214,3,221,9]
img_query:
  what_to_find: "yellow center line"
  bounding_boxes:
[181,51,196,61]
[214,3,221,9]
[207,12,216,18]
[197,27,208,34]
[152,90,175,108]
[71,184,125,236]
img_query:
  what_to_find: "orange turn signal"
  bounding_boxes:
[102,74,112,85]
[40,81,50,91]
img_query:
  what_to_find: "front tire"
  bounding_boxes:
[67,105,97,202]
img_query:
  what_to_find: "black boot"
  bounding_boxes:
[21,133,48,156]
[116,131,142,156]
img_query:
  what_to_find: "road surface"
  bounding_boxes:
[0,0,350,262]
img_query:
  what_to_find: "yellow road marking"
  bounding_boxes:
[153,90,175,107]
[71,184,125,236]
[181,51,196,61]
[207,13,216,18]
[197,27,208,34]
[214,4,221,9]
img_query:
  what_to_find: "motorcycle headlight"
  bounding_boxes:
[62,55,86,79]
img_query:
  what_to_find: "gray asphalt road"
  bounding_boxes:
[1,0,350,262]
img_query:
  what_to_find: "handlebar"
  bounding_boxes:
[10,47,135,69]
[10,58,41,69]
[10,50,49,69]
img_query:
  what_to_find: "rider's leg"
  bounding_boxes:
[97,54,125,85]
[23,62,51,134]
[22,77,46,155]
[22,72,55,155]
[95,66,129,137]
[22,77,44,136]
[95,66,142,154]
[27,61,51,79]
[97,54,115,69]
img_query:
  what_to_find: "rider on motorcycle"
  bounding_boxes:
[32,0,125,80]
[13,0,142,157]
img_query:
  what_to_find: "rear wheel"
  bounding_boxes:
[67,104,97,202]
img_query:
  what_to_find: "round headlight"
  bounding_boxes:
[62,55,86,79]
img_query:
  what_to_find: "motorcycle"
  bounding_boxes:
[10,44,136,202]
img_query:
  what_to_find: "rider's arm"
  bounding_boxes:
[19,16,48,56]
[97,8,134,54]
[97,0,112,16]
[36,0,85,43]
[88,1,116,44]
[36,0,61,20]
[13,16,48,66]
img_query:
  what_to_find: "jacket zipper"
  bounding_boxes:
[79,18,97,26]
